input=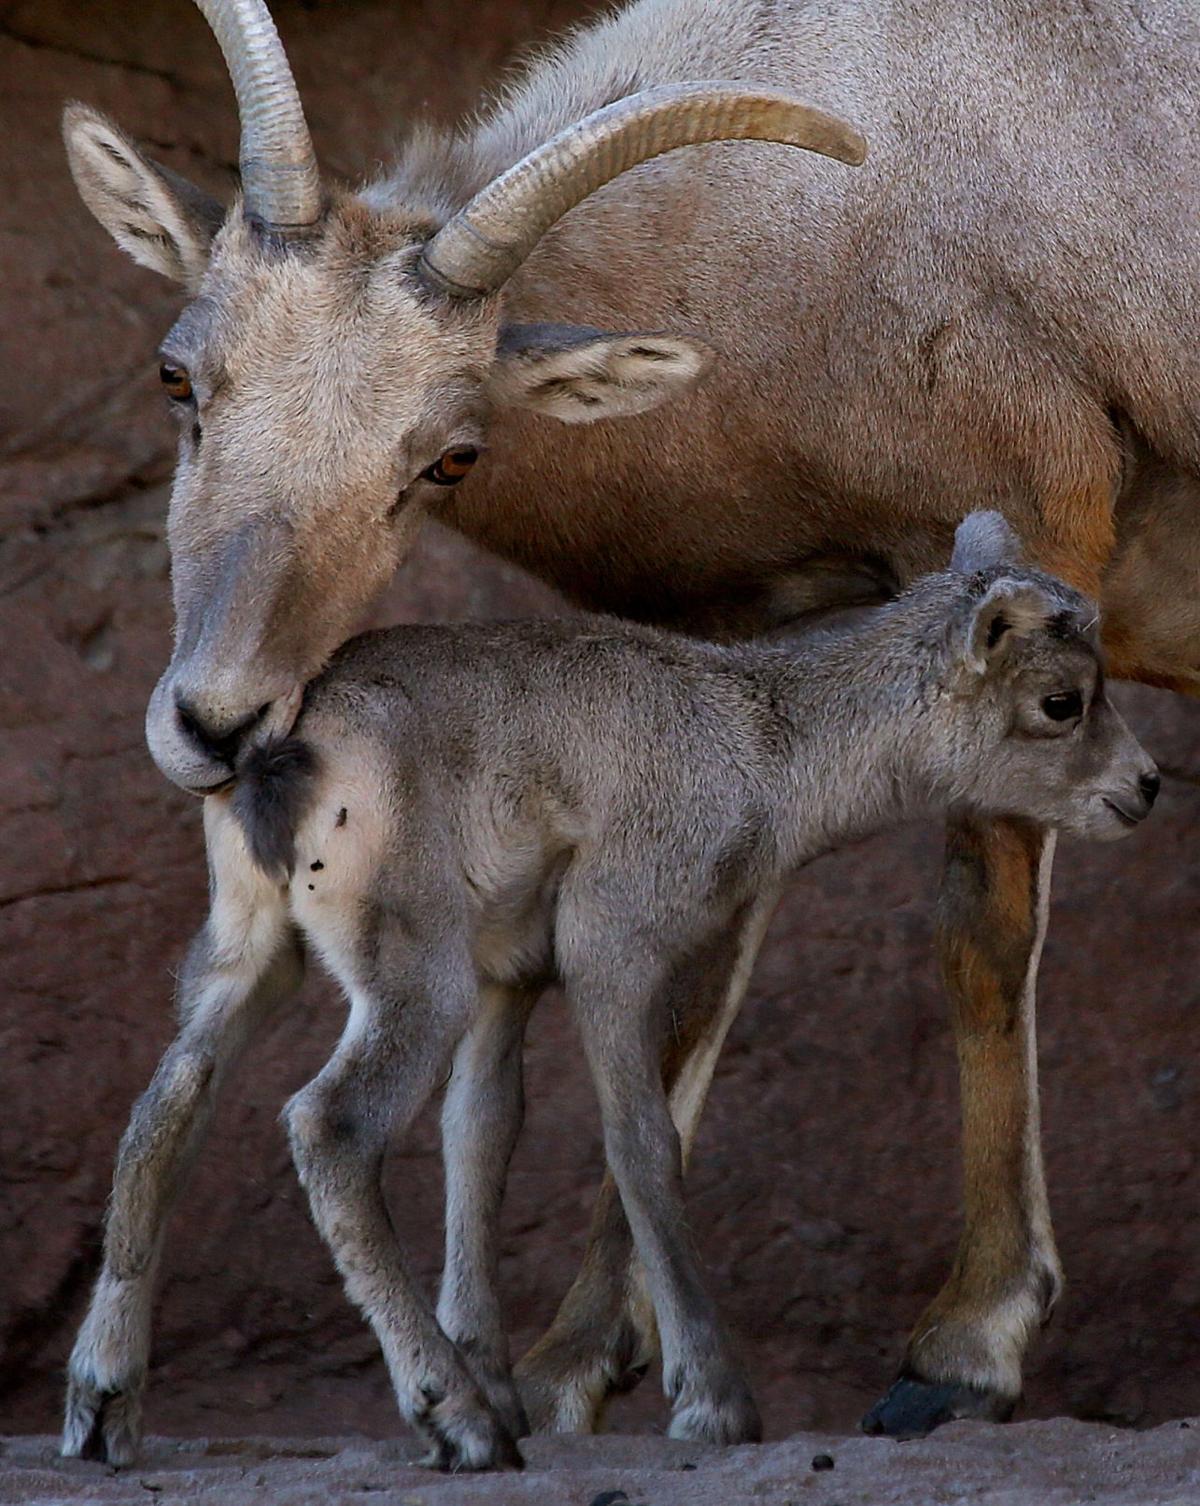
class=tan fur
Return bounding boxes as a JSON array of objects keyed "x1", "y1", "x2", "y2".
[{"x1": 912, "y1": 822, "x2": 1061, "y2": 1404}]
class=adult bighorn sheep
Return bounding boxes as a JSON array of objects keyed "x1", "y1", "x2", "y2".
[{"x1": 62, "y1": 0, "x2": 1197, "y2": 1458}]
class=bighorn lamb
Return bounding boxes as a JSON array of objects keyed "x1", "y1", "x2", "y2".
[
  {"x1": 62, "y1": 516, "x2": 1159, "y2": 1470},
  {"x1": 62, "y1": 0, "x2": 1200, "y2": 1446}
]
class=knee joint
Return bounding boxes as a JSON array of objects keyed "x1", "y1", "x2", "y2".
[{"x1": 284, "y1": 1085, "x2": 364, "y2": 1170}]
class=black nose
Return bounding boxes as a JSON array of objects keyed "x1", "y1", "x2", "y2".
[
  {"x1": 1139, "y1": 771, "x2": 1161, "y2": 809},
  {"x1": 176, "y1": 696, "x2": 266, "y2": 765}
]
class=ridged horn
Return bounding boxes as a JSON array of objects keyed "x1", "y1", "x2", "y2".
[
  {"x1": 418, "y1": 81, "x2": 867, "y2": 299},
  {"x1": 194, "y1": 0, "x2": 321, "y2": 233}
]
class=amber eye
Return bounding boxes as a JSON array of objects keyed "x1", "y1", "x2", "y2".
[
  {"x1": 160, "y1": 363, "x2": 194, "y2": 402},
  {"x1": 421, "y1": 446, "x2": 479, "y2": 486},
  {"x1": 1042, "y1": 690, "x2": 1083, "y2": 722}
]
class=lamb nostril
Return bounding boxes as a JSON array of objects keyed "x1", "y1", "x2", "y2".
[{"x1": 1139, "y1": 771, "x2": 1161, "y2": 809}]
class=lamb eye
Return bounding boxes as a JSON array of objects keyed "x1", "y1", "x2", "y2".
[
  {"x1": 1042, "y1": 690, "x2": 1083, "y2": 721},
  {"x1": 421, "y1": 446, "x2": 479, "y2": 486},
  {"x1": 160, "y1": 363, "x2": 193, "y2": 402}
]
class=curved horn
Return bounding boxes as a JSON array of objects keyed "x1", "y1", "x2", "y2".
[
  {"x1": 419, "y1": 82, "x2": 867, "y2": 299},
  {"x1": 194, "y1": 0, "x2": 321, "y2": 233}
]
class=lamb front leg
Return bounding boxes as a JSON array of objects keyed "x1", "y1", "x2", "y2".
[
  {"x1": 863, "y1": 817, "x2": 1061, "y2": 1437},
  {"x1": 64, "y1": 798, "x2": 302, "y2": 1466},
  {"x1": 517, "y1": 891, "x2": 778, "y2": 1432},
  {"x1": 436, "y1": 982, "x2": 537, "y2": 1440},
  {"x1": 567, "y1": 938, "x2": 762, "y2": 1446}
]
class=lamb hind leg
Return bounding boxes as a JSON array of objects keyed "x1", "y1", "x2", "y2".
[
  {"x1": 284, "y1": 942, "x2": 522, "y2": 1472},
  {"x1": 863, "y1": 817, "x2": 1061, "y2": 1438},
  {"x1": 63, "y1": 797, "x2": 302, "y2": 1466},
  {"x1": 517, "y1": 891, "x2": 778, "y2": 1432}
]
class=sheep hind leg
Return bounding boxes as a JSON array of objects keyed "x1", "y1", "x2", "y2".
[
  {"x1": 862, "y1": 817, "x2": 1061, "y2": 1438},
  {"x1": 515, "y1": 890, "x2": 778, "y2": 1434}
]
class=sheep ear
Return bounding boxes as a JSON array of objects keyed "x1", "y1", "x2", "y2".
[
  {"x1": 63, "y1": 103, "x2": 224, "y2": 289},
  {"x1": 488, "y1": 323, "x2": 713, "y2": 423},
  {"x1": 961, "y1": 578, "x2": 1054, "y2": 672},
  {"x1": 950, "y1": 510, "x2": 1023, "y2": 574}
]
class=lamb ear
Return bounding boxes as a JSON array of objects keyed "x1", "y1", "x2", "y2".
[
  {"x1": 63, "y1": 103, "x2": 224, "y2": 289},
  {"x1": 961, "y1": 577, "x2": 1054, "y2": 672},
  {"x1": 488, "y1": 323, "x2": 713, "y2": 423},
  {"x1": 950, "y1": 510, "x2": 1023, "y2": 574}
]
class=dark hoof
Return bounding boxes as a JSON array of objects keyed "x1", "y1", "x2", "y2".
[{"x1": 860, "y1": 1374, "x2": 1015, "y2": 1440}]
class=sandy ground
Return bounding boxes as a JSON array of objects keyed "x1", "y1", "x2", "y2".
[{"x1": 3, "y1": 1422, "x2": 1198, "y2": 1506}]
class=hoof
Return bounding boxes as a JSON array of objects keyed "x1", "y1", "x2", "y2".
[
  {"x1": 669, "y1": 1393, "x2": 763, "y2": 1447},
  {"x1": 515, "y1": 1314, "x2": 648, "y2": 1435},
  {"x1": 415, "y1": 1391, "x2": 523, "y2": 1473},
  {"x1": 514, "y1": 1350, "x2": 616, "y2": 1435},
  {"x1": 666, "y1": 1366, "x2": 762, "y2": 1447},
  {"x1": 62, "y1": 1377, "x2": 142, "y2": 1467},
  {"x1": 419, "y1": 1424, "x2": 523, "y2": 1473},
  {"x1": 861, "y1": 1373, "x2": 1016, "y2": 1440}
]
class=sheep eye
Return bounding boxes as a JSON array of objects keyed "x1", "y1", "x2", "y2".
[
  {"x1": 160, "y1": 363, "x2": 193, "y2": 402},
  {"x1": 1042, "y1": 690, "x2": 1083, "y2": 721},
  {"x1": 421, "y1": 446, "x2": 479, "y2": 486}
]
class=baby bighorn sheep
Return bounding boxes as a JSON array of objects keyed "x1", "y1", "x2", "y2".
[{"x1": 65, "y1": 513, "x2": 1157, "y2": 1472}]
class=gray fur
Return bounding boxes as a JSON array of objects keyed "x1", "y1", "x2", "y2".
[
  {"x1": 63, "y1": 525, "x2": 1156, "y2": 1470},
  {"x1": 949, "y1": 511, "x2": 1023, "y2": 576}
]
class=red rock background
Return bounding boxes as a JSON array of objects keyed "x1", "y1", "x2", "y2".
[{"x1": 1, "y1": 0, "x2": 1197, "y2": 1446}]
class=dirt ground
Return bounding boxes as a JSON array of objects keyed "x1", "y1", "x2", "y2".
[{"x1": 3, "y1": 1422, "x2": 1199, "y2": 1506}]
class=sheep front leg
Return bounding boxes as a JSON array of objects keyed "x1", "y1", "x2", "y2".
[
  {"x1": 284, "y1": 946, "x2": 521, "y2": 1472},
  {"x1": 515, "y1": 1176, "x2": 648, "y2": 1433},
  {"x1": 63, "y1": 797, "x2": 302, "y2": 1466},
  {"x1": 436, "y1": 983, "x2": 537, "y2": 1440},
  {"x1": 863, "y1": 817, "x2": 1061, "y2": 1437}
]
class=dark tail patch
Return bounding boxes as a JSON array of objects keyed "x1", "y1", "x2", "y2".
[{"x1": 233, "y1": 737, "x2": 318, "y2": 879}]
